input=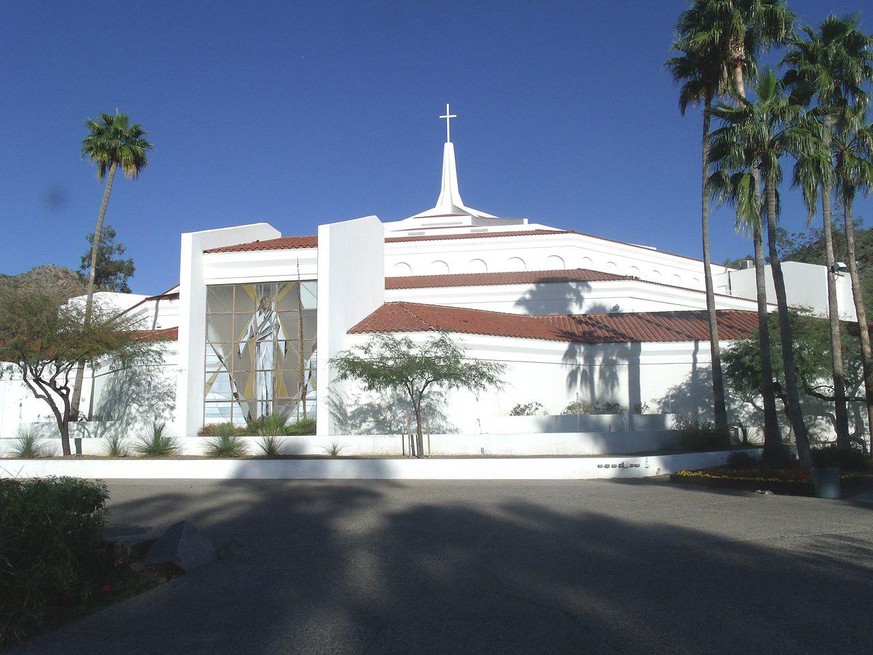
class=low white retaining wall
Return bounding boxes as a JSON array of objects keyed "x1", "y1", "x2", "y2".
[
  {"x1": 0, "y1": 449, "x2": 757, "y2": 481},
  {"x1": 0, "y1": 431, "x2": 679, "y2": 458},
  {"x1": 483, "y1": 414, "x2": 675, "y2": 434}
]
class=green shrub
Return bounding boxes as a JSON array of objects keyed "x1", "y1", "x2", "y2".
[
  {"x1": 257, "y1": 435, "x2": 285, "y2": 457},
  {"x1": 198, "y1": 422, "x2": 245, "y2": 437},
  {"x1": 562, "y1": 400, "x2": 625, "y2": 415},
  {"x1": 322, "y1": 442, "x2": 345, "y2": 456},
  {"x1": 285, "y1": 417, "x2": 317, "y2": 436},
  {"x1": 632, "y1": 402, "x2": 651, "y2": 414},
  {"x1": 10, "y1": 427, "x2": 49, "y2": 458},
  {"x1": 675, "y1": 419, "x2": 731, "y2": 452},
  {"x1": 509, "y1": 402, "x2": 545, "y2": 416},
  {"x1": 103, "y1": 433, "x2": 128, "y2": 457},
  {"x1": 246, "y1": 414, "x2": 288, "y2": 436},
  {"x1": 134, "y1": 423, "x2": 180, "y2": 457},
  {"x1": 205, "y1": 434, "x2": 248, "y2": 458},
  {"x1": 811, "y1": 444, "x2": 871, "y2": 471},
  {"x1": 0, "y1": 477, "x2": 109, "y2": 646}
]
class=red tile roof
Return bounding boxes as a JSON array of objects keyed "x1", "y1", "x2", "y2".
[
  {"x1": 133, "y1": 327, "x2": 179, "y2": 341},
  {"x1": 385, "y1": 268, "x2": 630, "y2": 289},
  {"x1": 204, "y1": 235, "x2": 318, "y2": 253},
  {"x1": 349, "y1": 302, "x2": 759, "y2": 344},
  {"x1": 145, "y1": 292, "x2": 180, "y2": 301}
]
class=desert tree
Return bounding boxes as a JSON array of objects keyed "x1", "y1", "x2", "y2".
[
  {"x1": 332, "y1": 332, "x2": 505, "y2": 457},
  {"x1": 0, "y1": 286, "x2": 163, "y2": 456}
]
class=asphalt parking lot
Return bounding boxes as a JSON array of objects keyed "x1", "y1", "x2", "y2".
[{"x1": 13, "y1": 478, "x2": 873, "y2": 654}]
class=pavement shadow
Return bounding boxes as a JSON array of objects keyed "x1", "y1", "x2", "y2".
[{"x1": 13, "y1": 479, "x2": 873, "y2": 655}]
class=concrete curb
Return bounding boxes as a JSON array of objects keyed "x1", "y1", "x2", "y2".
[{"x1": 0, "y1": 449, "x2": 757, "y2": 480}]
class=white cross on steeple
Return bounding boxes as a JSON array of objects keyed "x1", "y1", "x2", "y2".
[{"x1": 439, "y1": 103, "x2": 457, "y2": 143}]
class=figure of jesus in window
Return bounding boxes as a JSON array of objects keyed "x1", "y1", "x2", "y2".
[{"x1": 238, "y1": 285, "x2": 286, "y2": 419}]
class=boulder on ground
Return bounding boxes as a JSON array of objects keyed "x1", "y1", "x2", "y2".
[{"x1": 144, "y1": 520, "x2": 217, "y2": 572}]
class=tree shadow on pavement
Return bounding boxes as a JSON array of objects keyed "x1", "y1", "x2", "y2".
[{"x1": 13, "y1": 479, "x2": 873, "y2": 655}]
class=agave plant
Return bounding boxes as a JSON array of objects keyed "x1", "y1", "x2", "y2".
[
  {"x1": 134, "y1": 422, "x2": 180, "y2": 457},
  {"x1": 205, "y1": 434, "x2": 248, "y2": 458},
  {"x1": 103, "y1": 433, "x2": 128, "y2": 457},
  {"x1": 246, "y1": 414, "x2": 288, "y2": 436},
  {"x1": 10, "y1": 427, "x2": 48, "y2": 458},
  {"x1": 257, "y1": 435, "x2": 285, "y2": 457},
  {"x1": 321, "y1": 442, "x2": 345, "y2": 457}
]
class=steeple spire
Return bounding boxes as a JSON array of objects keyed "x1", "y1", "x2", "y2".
[{"x1": 410, "y1": 103, "x2": 496, "y2": 220}]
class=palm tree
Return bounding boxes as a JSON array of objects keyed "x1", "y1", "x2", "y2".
[
  {"x1": 710, "y1": 69, "x2": 815, "y2": 466},
  {"x1": 791, "y1": 121, "x2": 850, "y2": 449},
  {"x1": 666, "y1": 44, "x2": 731, "y2": 434},
  {"x1": 708, "y1": 166, "x2": 782, "y2": 456},
  {"x1": 671, "y1": 0, "x2": 793, "y2": 449},
  {"x1": 834, "y1": 109, "x2": 873, "y2": 454},
  {"x1": 675, "y1": 0, "x2": 794, "y2": 100},
  {"x1": 783, "y1": 14, "x2": 873, "y2": 451},
  {"x1": 69, "y1": 112, "x2": 153, "y2": 428}
]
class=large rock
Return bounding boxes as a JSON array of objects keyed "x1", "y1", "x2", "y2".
[{"x1": 144, "y1": 521, "x2": 217, "y2": 572}]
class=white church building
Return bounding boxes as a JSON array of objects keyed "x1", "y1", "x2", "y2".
[{"x1": 0, "y1": 108, "x2": 860, "y2": 456}]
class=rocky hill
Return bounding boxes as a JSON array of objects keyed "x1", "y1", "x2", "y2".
[{"x1": 0, "y1": 264, "x2": 86, "y2": 299}]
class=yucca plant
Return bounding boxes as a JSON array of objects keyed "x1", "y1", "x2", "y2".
[
  {"x1": 322, "y1": 442, "x2": 345, "y2": 456},
  {"x1": 246, "y1": 414, "x2": 288, "y2": 436},
  {"x1": 134, "y1": 422, "x2": 180, "y2": 457},
  {"x1": 285, "y1": 417, "x2": 316, "y2": 436},
  {"x1": 103, "y1": 433, "x2": 128, "y2": 457},
  {"x1": 10, "y1": 427, "x2": 48, "y2": 458},
  {"x1": 257, "y1": 435, "x2": 285, "y2": 457},
  {"x1": 198, "y1": 422, "x2": 244, "y2": 437},
  {"x1": 205, "y1": 434, "x2": 247, "y2": 458}
]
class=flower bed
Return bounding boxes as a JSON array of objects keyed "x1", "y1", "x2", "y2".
[{"x1": 670, "y1": 467, "x2": 866, "y2": 497}]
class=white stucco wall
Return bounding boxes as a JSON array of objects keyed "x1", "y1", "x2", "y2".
[
  {"x1": 386, "y1": 279, "x2": 760, "y2": 315},
  {"x1": 385, "y1": 230, "x2": 728, "y2": 292},
  {"x1": 332, "y1": 332, "x2": 725, "y2": 435},
  {"x1": 728, "y1": 261, "x2": 856, "y2": 320},
  {"x1": 316, "y1": 215, "x2": 386, "y2": 436},
  {"x1": 175, "y1": 223, "x2": 282, "y2": 437}
]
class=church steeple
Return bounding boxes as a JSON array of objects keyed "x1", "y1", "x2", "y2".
[{"x1": 410, "y1": 103, "x2": 497, "y2": 220}]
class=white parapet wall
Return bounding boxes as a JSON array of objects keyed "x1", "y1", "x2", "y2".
[
  {"x1": 0, "y1": 430, "x2": 681, "y2": 458},
  {"x1": 0, "y1": 449, "x2": 758, "y2": 481},
  {"x1": 316, "y1": 215, "x2": 386, "y2": 436}
]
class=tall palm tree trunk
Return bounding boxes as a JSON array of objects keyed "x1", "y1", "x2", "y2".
[
  {"x1": 751, "y1": 188, "x2": 782, "y2": 458},
  {"x1": 69, "y1": 161, "x2": 118, "y2": 424},
  {"x1": 843, "y1": 196, "x2": 873, "y2": 456},
  {"x1": 819, "y1": 152, "x2": 850, "y2": 449},
  {"x1": 731, "y1": 61, "x2": 786, "y2": 454},
  {"x1": 763, "y1": 175, "x2": 813, "y2": 466},
  {"x1": 701, "y1": 102, "x2": 729, "y2": 434}
]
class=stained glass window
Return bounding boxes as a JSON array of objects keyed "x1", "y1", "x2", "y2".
[{"x1": 204, "y1": 281, "x2": 317, "y2": 425}]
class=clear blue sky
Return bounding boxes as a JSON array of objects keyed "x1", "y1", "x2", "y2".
[{"x1": 1, "y1": 0, "x2": 871, "y2": 294}]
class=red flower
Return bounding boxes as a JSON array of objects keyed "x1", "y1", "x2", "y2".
[
  {"x1": 113, "y1": 558, "x2": 124, "y2": 569},
  {"x1": 101, "y1": 583, "x2": 112, "y2": 594},
  {"x1": 97, "y1": 547, "x2": 108, "y2": 558}
]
